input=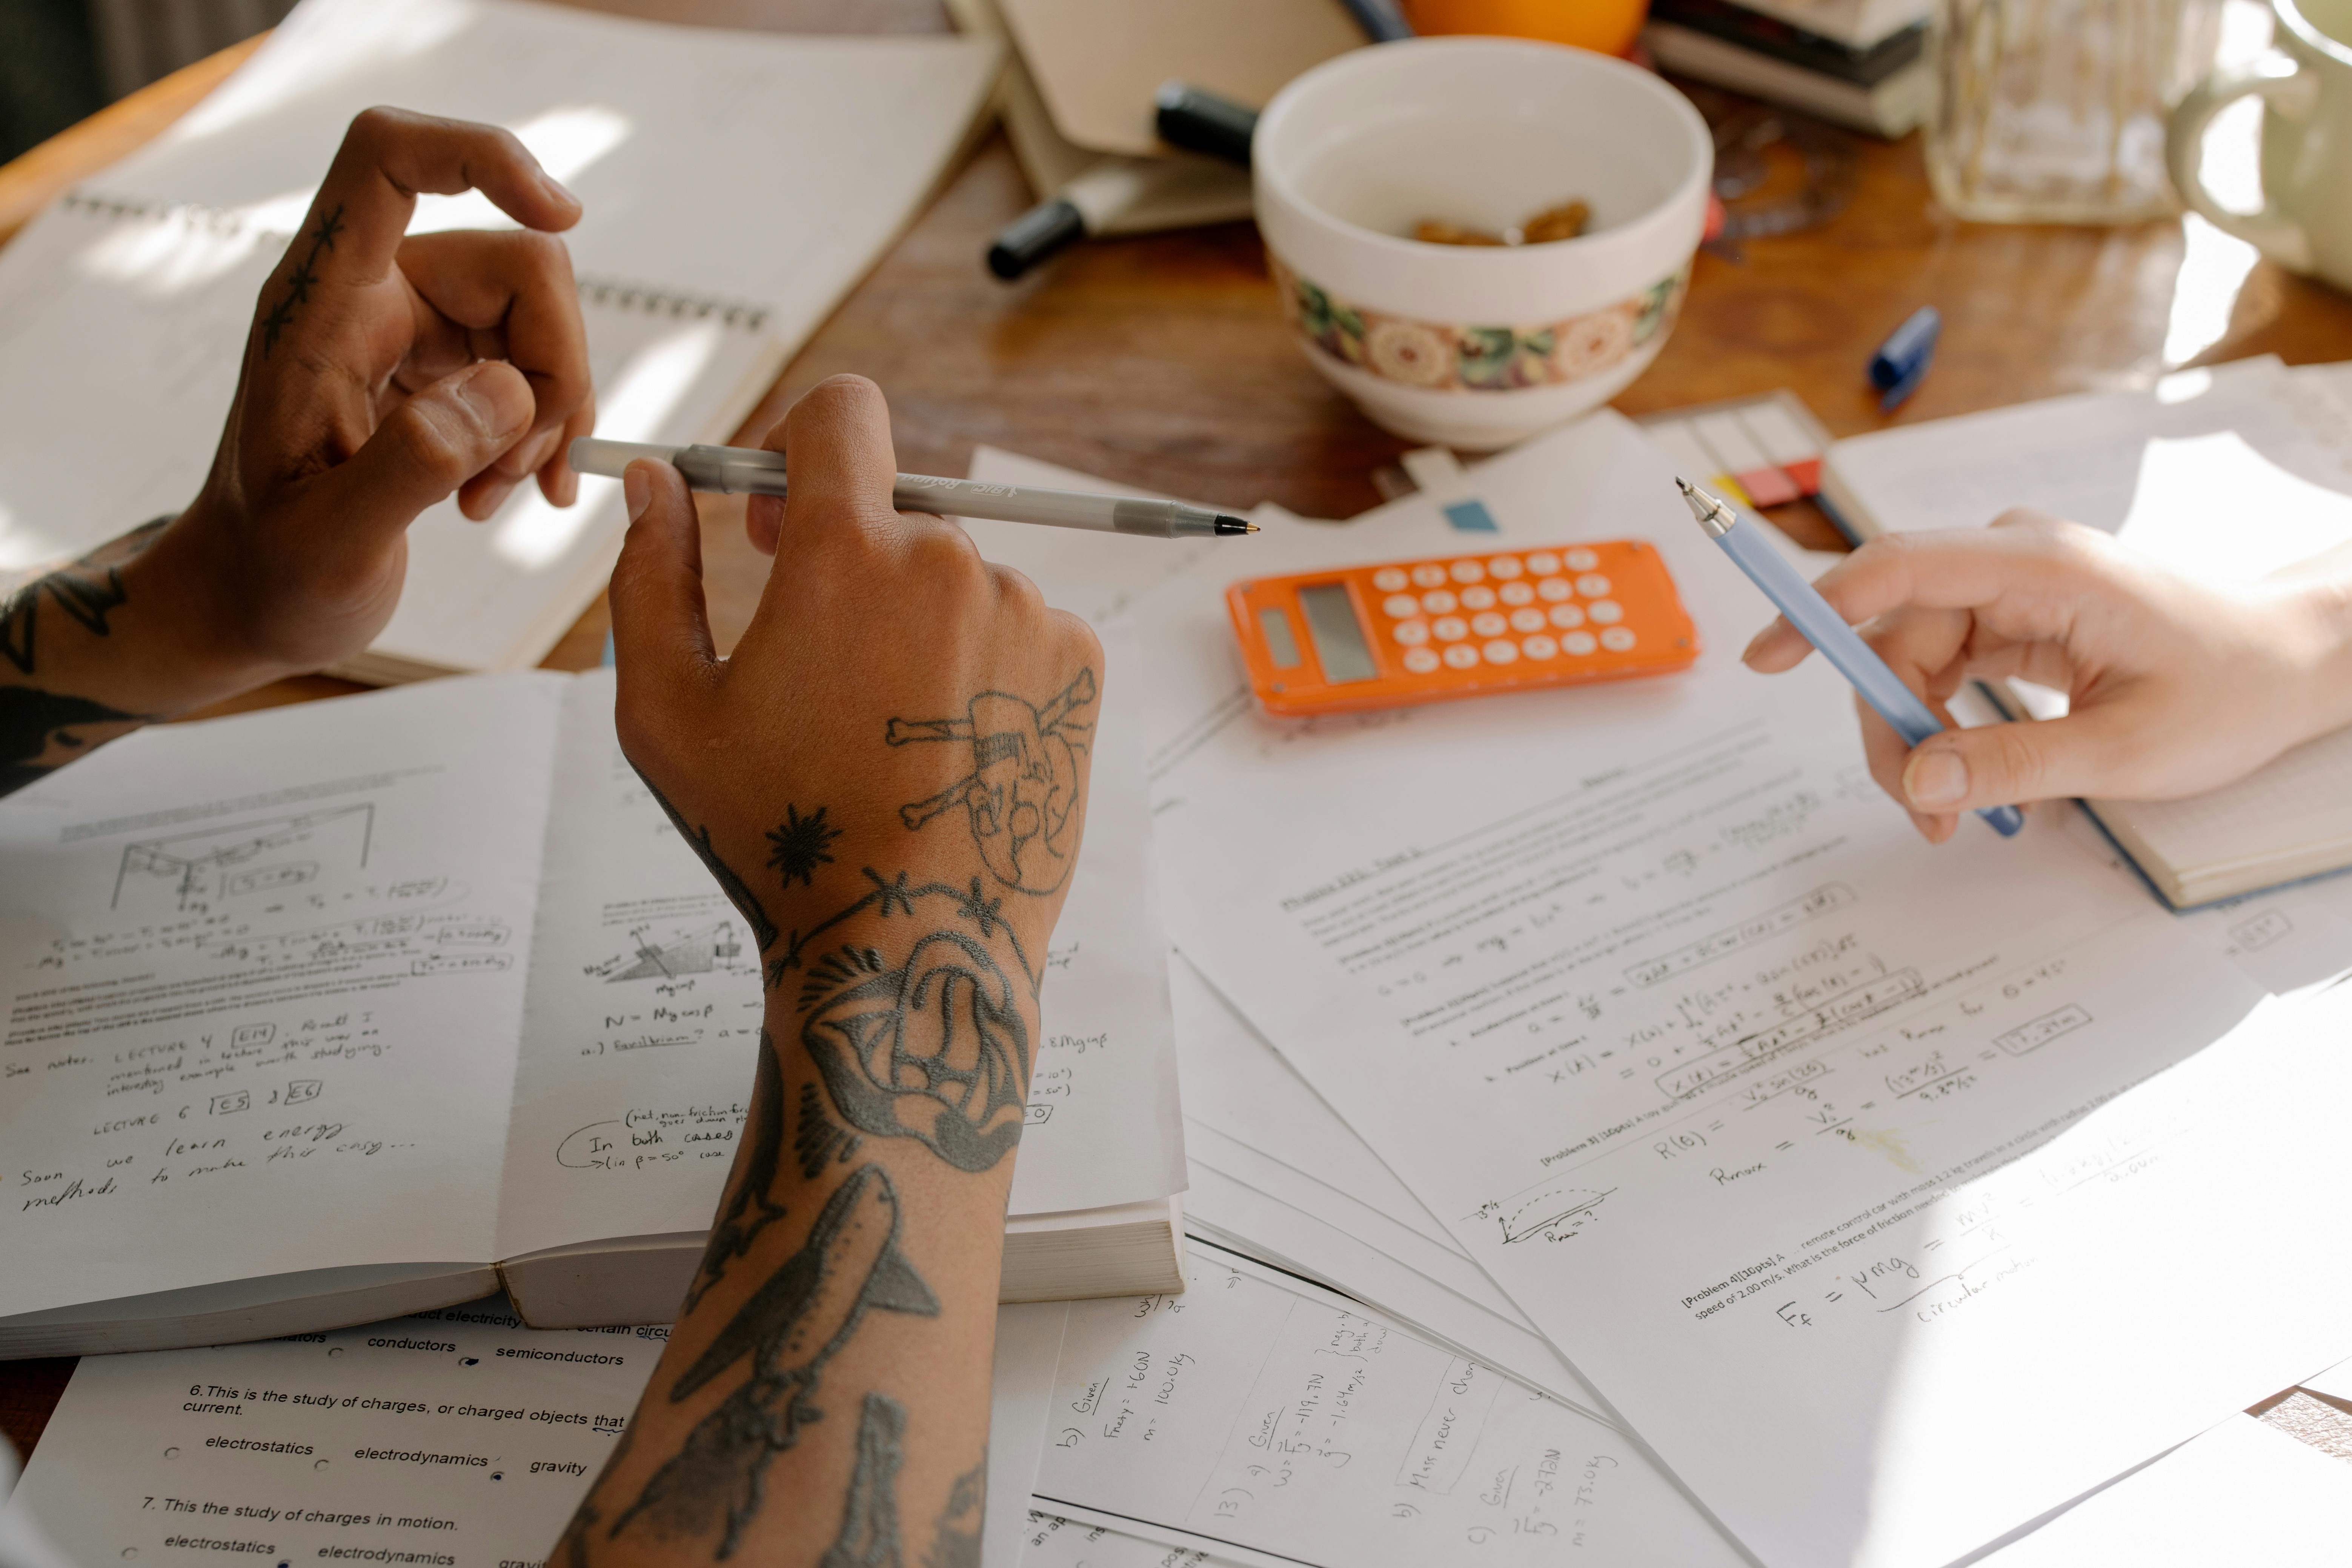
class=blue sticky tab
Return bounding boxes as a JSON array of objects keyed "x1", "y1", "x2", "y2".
[
  {"x1": 601, "y1": 629, "x2": 616, "y2": 667},
  {"x1": 1442, "y1": 499, "x2": 1499, "y2": 533}
]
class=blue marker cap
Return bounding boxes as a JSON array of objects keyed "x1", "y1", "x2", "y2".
[{"x1": 1869, "y1": 305, "x2": 1940, "y2": 411}]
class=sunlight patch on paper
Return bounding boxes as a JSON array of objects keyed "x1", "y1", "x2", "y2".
[{"x1": 76, "y1": 208, "x2": 269, "y2": 297}]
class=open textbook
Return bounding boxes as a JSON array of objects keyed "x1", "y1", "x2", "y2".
[
  {"x1": 0, "y1": 0, "x2": 1001, "y2": 682},
  {"x1": 0, "y1": 667, "x2": 1183, "y2": 1358},
  {"x1": 1815, "y1": 355, "x2": 2352, "y2": 908},
  {"x1": 1107, "y1": 414, "x2": 2352, "y2": 1567}
]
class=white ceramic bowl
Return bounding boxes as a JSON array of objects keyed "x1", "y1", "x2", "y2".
[{"x1": 1254, "y1": 38, "x2": 1713, "y2": 450}]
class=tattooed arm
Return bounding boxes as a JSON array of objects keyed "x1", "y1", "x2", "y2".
[
  {"x1": 563, "y1": 375, "x2": 1101, "y2": 1568},
  {"x1": 0, "y1": 108, "x2": 594, "y2": 796}
]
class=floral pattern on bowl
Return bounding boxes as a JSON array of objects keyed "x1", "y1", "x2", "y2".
[{"x1": 1273, "y1": 257, "x2": 1689, "y2": 393}]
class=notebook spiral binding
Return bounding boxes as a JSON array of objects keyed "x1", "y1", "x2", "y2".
[
  {"x1": 59, "y1": 189, "x2": 772, "y2": 335},
  {"x1": 574, "y1": 277, "x2": 769, "y2": 334}
]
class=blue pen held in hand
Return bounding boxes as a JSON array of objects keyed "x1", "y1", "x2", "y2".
[{"x1": 1677, "y1": 478, "x2": 2025, "y2": 838}]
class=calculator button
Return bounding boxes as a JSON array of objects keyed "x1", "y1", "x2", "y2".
[
  {"x1": 1459, "y1": 584, "x2": 1496, "y2": 610},
  {"x1": 1587, "y1": 600, "x2": 1623, "y2": 624},
  {"x1": 1421, "y1": 589, "x2": 1457, "y2": 614},
  {"x1": 1411, "y1": 563, "x2": 1448, "y2": 587},
  {"x1": 1601, "y1": 626, "x2": 1636, "y2": 651},
  {"x1": 1392, "y1": 620, "x2": 1429, "y2": 646},
  {"x1": 1525, "y1": 551, "x2": 1561, "y2": 575},
  {"x1": 1431, "y1": 616, "x2": 1468, "y2": 641},
  {"x1": 1374, "y1": 567, "x2": 1410, "y2": 592},
  {"x1": 1482, "y1": 639, "x2": 1519, "y2": 665},
  {"x1": 1450, "y1": 559, "x2": 1485, "y2": 584},
  {"x1": 1509, "y1": 607, "x2": 1546, "y2": 633},
  {"x1": 1383, "y1": 593, "x2": 1420, "y2": 619},
  {"x1": 1535, "y1": 577, "x2": 1573, "y2": 602},
  {"x1": 1470, "y1": 611, "x2": 1508, "y2": 637},
  {"x1": 1487, "y1": 556, "x2": 1523, "y2": 579},
  {"x1": 1565, "y1": 547, "x2": 1600, "y2": 571},
  {"x1": 1498, "y1": 581, "x2": 1534, "y2": 606},
  {"x1": 1522, "y1": 634, "x2": 1558, "y2": 659},
  {"x1": 1403, "y1": 647, "x2": 1441, "y2": 673},
  {"x1": 1576, "y1": 574, "x2": 1611, "y2": 597},
  {"x1": 1563, "y1": 630, "x2": 1599, "y2": 655},
  {"x1": 1548, "y1": 603, "x2": 1586, "y2": 629},
  {"x1": 1442, "y1": 644, "x2": 1480, "y2": 669}
]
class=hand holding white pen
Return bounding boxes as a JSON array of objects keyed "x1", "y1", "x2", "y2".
[{"x1": 1737, "y1": 507, "x2": 2352, "y2": 844}]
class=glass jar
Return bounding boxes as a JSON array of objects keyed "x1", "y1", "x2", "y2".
[{"x1": 1928, "y1": 0, "x2": 2223, "y2": 221}]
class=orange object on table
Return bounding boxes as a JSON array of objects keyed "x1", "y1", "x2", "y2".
[
  {"x1": 1404, "y1": 0, "x2": 1651, "y2": 58},
  {"x1": 1227, "y1": 539, "x2": 1699, "y2": 716}
]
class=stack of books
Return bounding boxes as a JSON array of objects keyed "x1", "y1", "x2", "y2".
[{"x1": 1642, "y1": 0, "x2": 1934, "y2": 136}]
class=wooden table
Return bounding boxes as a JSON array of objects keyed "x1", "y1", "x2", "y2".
[{"x1": 6, "y1": 0, "x2": 2352, "y2": 1468}]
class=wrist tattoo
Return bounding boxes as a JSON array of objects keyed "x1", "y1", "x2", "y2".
[
  {"x1": 0, "y1": 515, "x2": 163, "y2": 678},
  {"x1": 889, "y1": 667, "x2": 1095, "y2": 894},
  {"x1": 0, "y1": 518, "x2": 169, "y2": 796},
  {"x1": 612, "y1": 1162, "x2": 937, "y2": 1559},
  {"x1": 634, "y1": 768, "x2": 782, "y2": 953},
  {"x1": 929, "y1": 1453, "x2": 987, "y2": 1568},
  {"x1": 819, "y1": 1393, "x2": 907, "y2": 1568}
]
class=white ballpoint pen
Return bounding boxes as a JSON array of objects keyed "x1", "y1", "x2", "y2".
[{"x1": 570, "y1": 438, "x2": 1257, "y2": 540}]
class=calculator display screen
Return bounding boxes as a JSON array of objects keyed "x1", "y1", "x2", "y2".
[
  {"x1": 1257, "y1": 608, "x2": 1302, "y2": 669},
  {"x1": 1297, "y1": 583, "x2": 1376, "y2": 684}
]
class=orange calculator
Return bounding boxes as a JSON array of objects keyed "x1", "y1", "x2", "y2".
[{"x1": 1227, "y1": 541, "x2": 1699, "y2": 716}]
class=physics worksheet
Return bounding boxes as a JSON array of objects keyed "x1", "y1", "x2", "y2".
[
  {"x1": 14, "y1": 1293, "x2": 1071, "y2": 1568},
  {"x1": 1030, "y1": 1242, "x2": 1743, "y2": 1568},
  {"x1": 1116, "y1": 415, "x2": 2352, "y2": 1568}
]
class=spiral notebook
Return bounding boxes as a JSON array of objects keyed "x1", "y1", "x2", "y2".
[{"x1": 0, "y1": 0, "x2": 1002, "y2": 683}]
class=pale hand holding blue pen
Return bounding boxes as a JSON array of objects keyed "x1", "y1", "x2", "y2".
[{"x1": 1678, "y1": 479, "x2": 2025, "y2": 837}]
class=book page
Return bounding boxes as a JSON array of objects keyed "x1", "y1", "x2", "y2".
[
  {"x1": 495, "y1": 660, "x2": 1182, "y2": 1265},
  {"x1": 0, "y1": 674, "x2": 564, "y2": 1320},
  {"x1": 1030, "y1": 1242, "x2": 1747, "y2": 1568},
  {"x1": 15, "y1": 1297, "x2": 653, "y2": 1568},
  {"x1": 13, "y1": 1292, "x2": 1076, "y2": 1568},
  {"x1": 1829, "y1": 357, "x2": 2352, "y2": 578},
  {"x1": 1116, "y1": 425, "x2": 2352, "y2": 1567}
]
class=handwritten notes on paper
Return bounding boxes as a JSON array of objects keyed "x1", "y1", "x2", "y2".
[
  {"x1": 1104, "y1": 414, "x2": 2352, "y2": 1568},
  {"x1": 0, "y1": 675, "x2": 568, "y2": 1318},
  {"x1": 1032, "y1": 1245, "x2": 1742, "y2": 1568}
]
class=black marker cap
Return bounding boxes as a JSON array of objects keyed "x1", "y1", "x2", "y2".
[
  {"x1": 987, "y1": 198, "x2": 1087, "y2": 280},
  {"x1": 1153, "y1": 81, "x2": 1259, "y2": 168}
]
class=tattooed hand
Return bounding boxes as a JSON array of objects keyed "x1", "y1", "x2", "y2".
[
  {"x1": 0, "y1": 108, "x2": 595, "y2": 797},
  {"x1": 567, "y1": 375, "x2": 1100, "y2": 1568}
]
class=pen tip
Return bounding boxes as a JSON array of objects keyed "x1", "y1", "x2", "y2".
[
  {"x1": 1215, "y1": 515, "x2": 1258, "y2": 535},
  {"x1": 1674, "y1": 477, "x2": 1734, "y2": 536}
]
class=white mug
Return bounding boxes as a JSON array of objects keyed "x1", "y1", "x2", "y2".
[{"x1": 2167, "y1": 0, "x2": 2352, "y2": 289}]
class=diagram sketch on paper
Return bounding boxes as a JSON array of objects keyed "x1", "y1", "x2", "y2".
[
  {"x1": 596, "y1": 920, "x2": 749, "y2": 982},
  {"x1": 111, "y1": 803, "x2": 374, "y2": 915}
]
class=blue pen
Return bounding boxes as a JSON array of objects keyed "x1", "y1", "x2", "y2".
[{"x1": 1676, "y1": 478, "x2": 2024, "y2": 838}]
